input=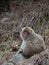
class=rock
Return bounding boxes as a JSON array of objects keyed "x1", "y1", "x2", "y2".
[
  {"x1": 16, "y1": 49, "x2": 49, "y2": 65},
  {"x1": 2, "y1": 61, "x2": 14, "y2": 65},
  {"x1": 1, "y1": 18, "x2": 9, "y2": 22},
  {"x1": 1, "y1": 49, "x2": 49, "y2": 65},
  {"x1": 0, "y1": 51, "x2": 16, "y2": 65},
  {"x1": 2, "y1": 53, "x2": 26, "y2": 65}
]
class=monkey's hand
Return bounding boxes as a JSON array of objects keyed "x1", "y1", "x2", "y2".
[
  {"x1": 17, "y1": 49, "x2": 23, "y2": 54},
  {"x1": 19, "y1": 49, "x2": 23, "y2": 53}
]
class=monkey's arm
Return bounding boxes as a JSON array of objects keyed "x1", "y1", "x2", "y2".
[{"x1": 19, "y1": 40, "x2": 26, "y2": 53}]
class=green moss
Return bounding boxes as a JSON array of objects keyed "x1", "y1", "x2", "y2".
[
  {"x1": 45, "y1": 29, "x2": 49, "y2": 35},
  {"x1": 0, "y1": 50, "x2": 4, "y2": 57},
  {"x1": 0, "y1": 44, "x2": 7, "y2": 51}
]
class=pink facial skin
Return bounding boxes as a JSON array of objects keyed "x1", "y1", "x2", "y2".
[{"x1": 23, "y1": 31, "x2": 30, "y2": 40}]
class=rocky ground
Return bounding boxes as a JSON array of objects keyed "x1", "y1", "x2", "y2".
[
  {"x1": 16, "y1": 49, "x2": 49, "y2": 65},
  {"x1": 0, "y1": 0, "x2": 49, "y2": 65}
]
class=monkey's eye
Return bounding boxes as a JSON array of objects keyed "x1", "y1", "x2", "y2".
[{"x1": 23, "y1": 31, "x2": 29, "y2": 35}]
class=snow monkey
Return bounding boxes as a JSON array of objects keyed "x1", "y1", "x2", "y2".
[{"x1": 19, "y1": 27, "x2": 46, "y2": 58}]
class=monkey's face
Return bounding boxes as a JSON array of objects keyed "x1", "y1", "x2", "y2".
[{"x1": 22, "y1": 30, "x2": 30, "y2": 40}]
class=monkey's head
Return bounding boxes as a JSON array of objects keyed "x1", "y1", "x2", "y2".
[{"x1": 20, "y1": 27, "x2": 35, "y2": 40}]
